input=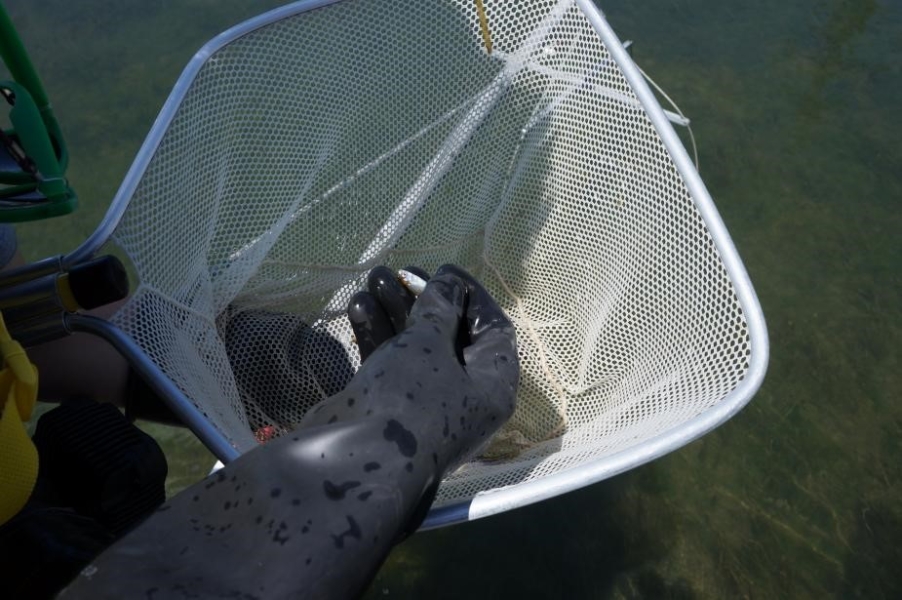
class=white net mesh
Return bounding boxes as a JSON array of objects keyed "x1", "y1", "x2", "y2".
[{"x1": 109, "y1": 0, "x2": 752, "y2": 508}]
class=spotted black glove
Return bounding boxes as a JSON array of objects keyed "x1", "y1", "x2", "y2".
[
  {"x1": 302, "y1": 263, "x2": 520, "y2": 482},
  {"x1": 60, "y1": 265, "x2": 519, "y2": 600}
]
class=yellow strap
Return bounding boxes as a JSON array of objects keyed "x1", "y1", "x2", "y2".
[
  {"x1": 474, "y1": 0, "x2": 493, "y2": 54},
  {"x1": 0, "y1": 310, "x2": 39, "y2": 525}
]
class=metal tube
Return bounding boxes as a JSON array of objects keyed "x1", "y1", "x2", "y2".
[
  {"x1": 0, "y1": 255, "x2": 63, "y2": 287},
  {"x1": 65, "y1": 313, "x2": 241, "y2": 463}
]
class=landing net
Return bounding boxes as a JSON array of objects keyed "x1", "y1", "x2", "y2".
[{"x1": 106, "y1": 0, "x2": 762, "y2": 511}]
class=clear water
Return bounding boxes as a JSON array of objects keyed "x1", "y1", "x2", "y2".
[{"x1": 5, "y1": 0, "x2": 900, "y2": 597}]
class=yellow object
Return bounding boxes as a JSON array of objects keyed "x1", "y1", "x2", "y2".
[
  {"x1": 56, "y1": 273, "x2": 81, "y2": 313},
  {"x1": 475, "y1": 0, "x2": 493, "y2": 54},
  {"x1": 0, "y1": 311, "x2": 39, "y2": 525}
]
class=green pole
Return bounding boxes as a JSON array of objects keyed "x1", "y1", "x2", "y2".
[
  {"x1": 0, "y1": 1, "x2": 68, "y2": 170},
  {"x1": 0, "y1": 1, "x2": 75, "y2": 221}
]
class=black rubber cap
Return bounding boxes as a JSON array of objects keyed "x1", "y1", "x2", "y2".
[{"x1": 67, "y1": 255, "x2": 129, "y2": 310}]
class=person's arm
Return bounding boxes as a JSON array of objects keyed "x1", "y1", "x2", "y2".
[
  {"x1": 27, "y1": 299, "x2": 131, "y2": 405},
  {"x1": 59, "y1": 265, "x2": 519, "y2": 599}
]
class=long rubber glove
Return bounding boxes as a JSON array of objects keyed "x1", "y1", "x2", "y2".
[{"x1": 60, "y1": 265, "x2": 518, "y2": 599}]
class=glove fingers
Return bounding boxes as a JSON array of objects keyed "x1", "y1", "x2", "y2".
[
  {"x1": 434, "y1": 265, "x2": 512, "y2": 341},
  {"x1": 347, "y1": 291, "x2": 396, "y2": 362},
  {"x1": 368, "y1": 266, "x2": 416, "y2": 333},
  {"x1": 407, "y1": 272, "x2": 466, "y2": 343},
  {"x1": 437, "y1": 265, "x2": 519, "y2": 413}
]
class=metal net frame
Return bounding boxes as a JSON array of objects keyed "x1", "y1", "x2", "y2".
[{"x1": 75, "y1": 0, "x2": 767, "y2": 525}]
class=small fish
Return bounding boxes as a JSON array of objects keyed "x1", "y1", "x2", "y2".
[{"x1": 397, "y1": 269, "x2": 428, "y2": 296}]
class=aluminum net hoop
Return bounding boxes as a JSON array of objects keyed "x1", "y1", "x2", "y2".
[{"x1": 108, "y1": 0, "x2": 756, "y2": 509}]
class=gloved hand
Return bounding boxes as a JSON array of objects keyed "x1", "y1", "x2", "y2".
[
  {"x1": 300, "y1": 264, "x2": 519, "y2": 479},
  {"x1": 223, "y1": 309, "x2": 354, "y2": 431}
]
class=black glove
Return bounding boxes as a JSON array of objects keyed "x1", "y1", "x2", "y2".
[
  {"x1": 223, "y1": 309, "x2": 355, "y2": 431},
  {"x1": 302, "y1": 263, "x2": 520, "y2": 493}
]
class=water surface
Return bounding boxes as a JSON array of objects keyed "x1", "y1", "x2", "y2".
[{"x1": 5, "y1": 0, "x2": 900, "y2": 597}]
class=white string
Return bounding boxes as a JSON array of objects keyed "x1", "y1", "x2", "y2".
[{"x1": 635, "y1": 63, "x2": 700, "y2": 171}]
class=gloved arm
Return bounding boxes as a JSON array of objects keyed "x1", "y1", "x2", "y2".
[{"x1": 59, "y1": 265, "x2": 518, "y2": 600}]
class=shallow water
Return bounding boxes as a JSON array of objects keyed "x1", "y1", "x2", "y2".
[{"x1": 5, "y1": 0, "x2": 900, "y2": 597}]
